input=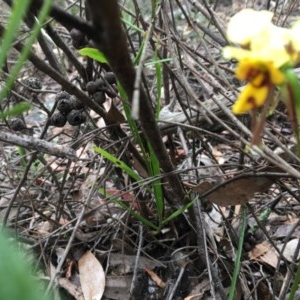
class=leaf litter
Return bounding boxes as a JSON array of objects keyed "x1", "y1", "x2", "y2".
[{"x1": 1, "y1": 1, "x2": 300, "y2": 299}]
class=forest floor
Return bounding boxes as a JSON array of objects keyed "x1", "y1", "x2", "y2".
[{"x1": 1, "y1": 0, "x2": 300, "y2": 299}]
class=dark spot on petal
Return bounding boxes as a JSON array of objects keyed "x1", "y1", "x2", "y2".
[
  {"x1": 247, "y1": 96, "x2": 257, "y2": 109},
  {"x1": 246, "y1": 68, "x2": 260, "y2": 81}
]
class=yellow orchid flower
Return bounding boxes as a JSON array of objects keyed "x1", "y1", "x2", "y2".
[
  {"x1": 225, "y1": 8, "x2": 300, "y2": 66},
  {"x1": 226, "y1": 9, "x2": 291, "y2": 57},
  {"x1": 226, "y1": 9, "x2": 274, "y2": 47},
  {"x1": 224, "y1": 9, "x2": 300, "y2": 115},
  {"x1": 224, "y1": 10, "x2": 293, "y2": 68},
  {"x1": 232, "y1": 84, "x2": 268, "y2": 114},
  {"x1": 224, "y1": 9, "x2": 300, "y2": 149},
  {"x1": 235, "y1": 59, "x2": 285, "y2": 85},
  {"x1": 232, "y1": 58, "x2": 286, "y2": 114},
  {"x1": 223, "y1": 45, "x2": 291, "y2": 69}
]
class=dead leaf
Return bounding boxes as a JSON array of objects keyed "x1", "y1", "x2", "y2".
[
  {"x1": 249, "y1": 241, "x2": 279, "y2": 269},
  {"x1": 58, "y1": 278, "x2": 84, "y2": 300},
  {"x1": 108, "y1": 253, "x2": 163, "y2": 275},
  {"x1": 104, "y1": 275, "x2": 132, "y2": 300},
  {"x1": 277, "y1": 239, "x2": 300, "y2": 262},
  {"x1": 66, "y1": 260, "x2": 76, "y2": 279},
  {"x1": 131, "y1": 156, "x2": 148, "y2": 177},
  {"x1": 249, "y1": 241, "x2": 271, "y2": 260},
  {"x1": 105, "y1": 100, "x2": 126, "y2": 124},
  {"x1": 50, "y1": 263, "x2": 84, "y2": 300},
  {"x1": 185, "y1": 276, "x2": 231, "y2": 300},
  {"x1": 145, "y1": 267, "x2": 166, "y2": 288},
  {"x1": 212, "y1": 146, "x2": 225, "y2": 165},
  {"x1": 185, "y1": 176, "x2": 273, "y2": 206},
  {"x1": 78, "y1": 251, "x2": 105, "y2": 300},
  {"x1": 256, "y1": 280, "x2": 273, "y2": 300},
  {"x1": 273, "y1": 223, "x2": 300, "y2": 239},
  {"x1": 258, "y1": 250, "x2": 279, "y2": 269}
]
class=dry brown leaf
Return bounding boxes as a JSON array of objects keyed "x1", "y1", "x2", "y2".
[
  {"x1": 249, "y1": 241, "x2": 279, "y2": 269},
  {"x1": 106, "y1": 102, "x2": 126, "y2": 123},
  {"x1": 185, "y1": 176, "x2": 273, "y2": 206},
  {"x1": 258, "y1": 250, "x2": 279, "y2": 269},
  {"x1": 212, "y1": 146, "x2": 224, "y2": 164},
  {"x1": 66, "y1": 260, "x2": 76, "y2": 279},
  {"x1": 131, "y1": 156, "x2": 149, "y2": 177},
  {"x1": 145, "y1": 267, "x2": 166, "y2": 288},
  {"x1": 108, "y1": 253, "x2": 163, "y2": 275},
  {"x1": 103, "y1": 99, "x2": 125, "y2": 124},
  {"x1": 78, "y1": 250, "x2": 105, "y2": 300},
  {"x1": 249, "y1": 241, "x2": 271, "y2": 260},
  {"x1": 185, "y1": 276, "x2": 232, "y2": 300}
]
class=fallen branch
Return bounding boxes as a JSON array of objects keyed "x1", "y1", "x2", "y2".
[{"x1": 0, "y1": 129, "x2": 77, "y2": 160}]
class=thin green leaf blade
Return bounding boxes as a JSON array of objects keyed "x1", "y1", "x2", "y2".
[
  {"x1": 0, "y1": 0, "x2": 31, "y2": 75},
  {"x1": 93, "y1": 145, "x2": 142, "y2": 182},
  {"x1": 78, "y1": 48, "x2": 108, "y2": 63},
  {"x1": 0, "y1": 0, "x2": 52, "y2": 103},
  {"x1": 0, "y1": 102, "x2": 30, "y2": 119},
  {"x1": 162, "y1": 198, "x2": 196, "y2": 224}
]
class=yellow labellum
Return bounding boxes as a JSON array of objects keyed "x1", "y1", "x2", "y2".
[
  {"x1": 235, "y1": 59, "x2": 285, "y2": 85},
  {"x1": 232, "y1": 84, "x2": 269, "y2": 114}
]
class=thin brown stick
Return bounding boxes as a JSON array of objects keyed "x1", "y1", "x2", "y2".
[{"x1": 0, "y1": 128, "x2": 77, "y2": 160}]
